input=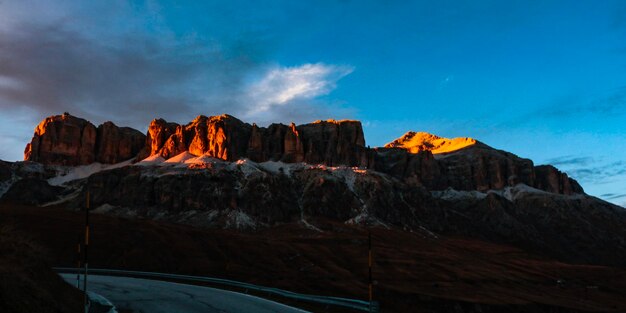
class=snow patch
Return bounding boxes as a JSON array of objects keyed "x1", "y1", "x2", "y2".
[
  {"x1": 300, "y1": 219, "x2": 323, "y2": 232},
  {"x1": 225, "y1": 210, "x2": 257, "y2": 229},
  {"x1": 431, "y1": 188, "x2": 487, "y2": 201},
  {"x1": 496, "y1": 183, "x2": 551, "y2": 202},
  {"x1": 137, "y1": 155, "x2": 166, "y2": 166},
  {"x1": 48, "y1": 159, "x2": 134, "y2": 186},
  {"x1": 229, "y1": 159, "x2": 264, "y2": 177},
  {"x1": 258, "y1": 161, "x2": 296, "y2": 176},
  {"x1": 40, "y1": 189, "x2": 81, "y2": 207},
  {"x1": 164, "y1": 151, "x2": 198, "y2": 163},
  {"x1": 329, "y1": 167, "x2": 367, "y2": 192},
  {"x1": 346, "y1": 211, "x2": 390, "y2": 229},
  {"x1": 185, "y1": 154, "x2": 223, "y2": 165}
]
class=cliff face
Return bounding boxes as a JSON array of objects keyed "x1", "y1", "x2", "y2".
[
  {"x1": 25, "y1": 113, "x2": 145, "y2": 166},
  {"x1": 24, "y1": 114, "x2": 97, "y2": 166},
  {"x1": 375, "y1": 135, "x2": 582, "y2": 195},
  {"x1": 96, "y1": 122, "x2": 146, "y2": 164},
  {"x1": 22, "y1": 113, "x2": 582, "y2": 195},
  {"x1": 144, "y1": 115, "x2": 369, "y2": 167}
]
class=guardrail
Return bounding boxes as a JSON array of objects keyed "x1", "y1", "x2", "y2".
[{"x1": 55, "y1": 267, "x2": 380, "y2": 313}]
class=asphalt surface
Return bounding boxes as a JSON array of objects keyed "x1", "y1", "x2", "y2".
[{"x1": 60, "y1": 274, "x2": 310, "y2": 313}]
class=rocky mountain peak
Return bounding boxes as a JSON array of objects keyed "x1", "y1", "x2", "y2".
[
  {"x1": 22, "y1": 113, "x2": 583, "y2": 196},
  {"x1": 25, "y1": 113, "x2": 145, "y2": 166},
  {"x1": 385, "y1": 131, "x2": 478, "y2": 154}
]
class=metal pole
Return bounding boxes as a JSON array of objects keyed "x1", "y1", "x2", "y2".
[
  {"x1": 83, "y1": 190, "x2": 90, "y2": 313},
  {"x1": 76, "y1": 242, "x2": 81, "y2": 289},
  {"x1": 368, "y1": 231, "x2": 372, "y2": 312}
]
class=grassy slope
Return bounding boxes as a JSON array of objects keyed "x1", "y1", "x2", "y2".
[
  {"x1": 0, "y1": 223, "x2": 82, "y2": 313},
  {"x1": 1, "y1": 202, "x2": 625, "y2": 313}
]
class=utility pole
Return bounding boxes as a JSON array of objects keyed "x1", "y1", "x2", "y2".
[
  {"x1": 367, "y1": 230, "x2": 380, "y2": 313},
  {"x1": 76, "y1": 241, "x2": 81, "y2": 289},
  {"x1": 83, "y1": 190, "x2": 90, "y2": 313},
  {"x1": 368, "y1": 230, "x2": 372, "y2": 312}
]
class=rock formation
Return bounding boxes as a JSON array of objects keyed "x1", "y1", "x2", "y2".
[
  {"x1": 7, "y1": 113, "x2": 626, "y2": 269},
  {"x1": 144, "y1": 115, "x2": 367, "y2": 167},
  {"x1": 376, "y1": 134, "x2": 581, "y2": 195},
  {"x1": 24, "y1": 113, "x2": 97, "y2": 166},
  {"x1": 25, "y1": 113, "x2": 146, "y2": 166},
  {"x1": 23, "y1": 113, "x2": 582, "y2": 195},
  {"x1": 534, "y1": 164, "x2": 583, "y2": 195},
  {"x1": 96, "y1": 121, "x2": 145, "y2": 164},
  {"x1": 385, "y1": 131, "x2": 478, "y2": 154}
]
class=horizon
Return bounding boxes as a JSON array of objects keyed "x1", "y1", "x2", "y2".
[{"x1": 1, "y1": 1, "x2": 625, "y2": 207}]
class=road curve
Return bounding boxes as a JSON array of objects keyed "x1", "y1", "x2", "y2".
[{"x1": 61, "y1": 274, "x2": 310, "y2": 313}]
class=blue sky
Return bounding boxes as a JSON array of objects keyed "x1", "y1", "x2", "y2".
[{"x1": 0, "y1": 1, "x2": 625, "y2": 206}]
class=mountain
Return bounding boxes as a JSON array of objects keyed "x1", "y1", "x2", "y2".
[
  {"x1": 25, "y1": 113, "x2": 580, "y2": 194},
  {"x1": 2, "y1": 113, "x2": 626, "y2": 312},
  {"x1": 24, "y1": 112, "x2": 145, "y2": 166},
  {"x1": 384, "y1": 131, "x2": 479, "y2": 154}
]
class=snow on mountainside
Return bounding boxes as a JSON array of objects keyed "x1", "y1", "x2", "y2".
[{"x1": 48, "y1": 159, "x2": 134, "y2": 186}]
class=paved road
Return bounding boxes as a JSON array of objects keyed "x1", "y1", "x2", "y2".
[{"x1": 61, "y1": 274, "x2": 310, "y2": 313}]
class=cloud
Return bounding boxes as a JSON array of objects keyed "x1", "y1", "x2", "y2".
[
  {"x1": 501, "y1": 87, "x2": 626, "y2": 129},
  {"x1": 243, "y1": 63, "x2": 354, "y2": 123},
  {"x1": 0, "y1": 2, "x2": 355, "y2": 160},
  {"x1": 562, "y1": 160, "x2": 626, "y2": 184},
  {"x1": 600, "y1": 193, "x2": 626, "y2": 200},
  {"x1": 545, "y1": 156, "x2": 593, "y2": 167},
  {"x1": 0, "y1": 21, "x2": 263, "y2": 124}
]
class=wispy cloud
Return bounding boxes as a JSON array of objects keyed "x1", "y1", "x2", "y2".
[
  {"x1": 600, "y1": 193, "x2": 626, "y2": 200},
  {"x1": 501, "y1": 87, "x2": 626, "y2": 129},
  {"x1": 545, "y1": 156, "x2": 594, "y2": 167},
  {"x1": 555, "y1": 158, "x2": 626, "y2": 185},
  {"x1": 243, "y1": 63, "x2": 354, "y2": 122}
]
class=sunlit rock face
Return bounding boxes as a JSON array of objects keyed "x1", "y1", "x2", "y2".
[
  {"x1": 379, "y1": 132, "x2": 583, "y2": 195},
  {"x1": 23, "y1": 113, "x2": 582, "y2": 195},
  {"x1": 24, "y1": 113, "x2": 97, "y2": 166},
  {"x1": 24, "y1": 113, "x2": 145, "y2": 166},
  {"x1": 385, "y1": 131, "x2": 478, "y2": 154},
  {"x1": 145, "y1": 115, "x2": 369, "y2": 167}
]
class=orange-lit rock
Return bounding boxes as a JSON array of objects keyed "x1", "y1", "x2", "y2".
[
  {"x1": 25, "y1": 113, "x2": 146, "y2": 166},
  {"x1": 379, "y1": 131, "x2": 583, "y2": 195},
  {"x1": 385, "y1": 131, "x2": 477, "y2": 154},
  {"x1": 22, "y1": 113, "x2": 583, "y2": 196},
  {"x1": 25, "y1": 113, "x2": 97, "y2": 166},
  {"x1": 145, "y1": 116, "x2": 367, "y2": 167},
  {"x1": 147, "y1": 114, "x2": 252, "y2": 160},
  {"x1": 146, "y1": 118, "x2": 178, "y2": 158}
]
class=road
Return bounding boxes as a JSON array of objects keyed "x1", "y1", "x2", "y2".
[{"x1": 60, "y1": 274, "x2": 310, "y2": 313}]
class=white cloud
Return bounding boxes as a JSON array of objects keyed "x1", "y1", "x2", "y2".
[{"x1": 243, "y1": 63, "x2": 353, "y2": 119}]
